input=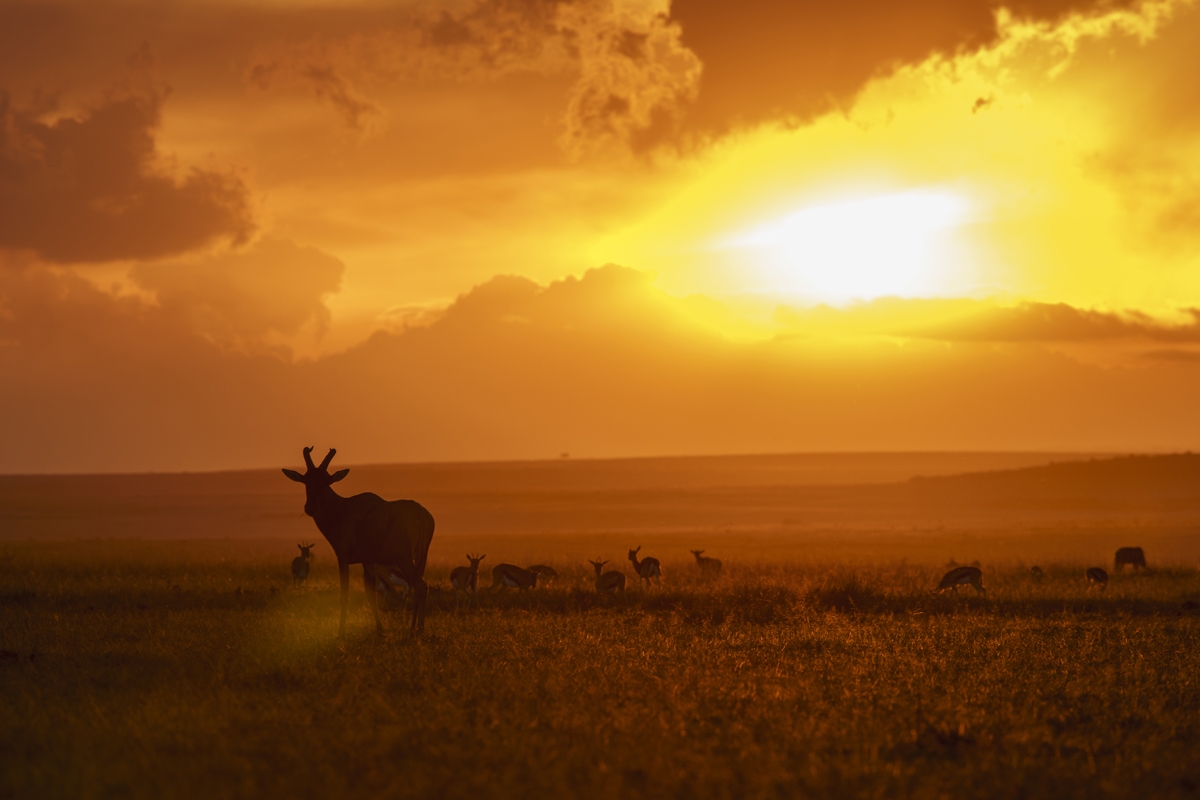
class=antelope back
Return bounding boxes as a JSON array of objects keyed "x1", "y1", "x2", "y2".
[
  {"x1": 598, "y1": 570, "x2": 626, "y2": 592},
  {"x1": 938, "y1": 565, "x2": 982, "y2": 589},
  {"x1": 493, "y1": 563, "x2": 537, "y2": 589}
]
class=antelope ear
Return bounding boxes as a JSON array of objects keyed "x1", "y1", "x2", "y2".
[
  {"x1": 282, "y1": 468, "x2": 305, "y2": 482},
  {"x1": 329, "y1": 468, "x2": 350, "y2": 483}
]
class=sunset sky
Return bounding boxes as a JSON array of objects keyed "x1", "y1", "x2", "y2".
[{"x1": 3, "y1": 0, "x2": 1200, "y2": 473}]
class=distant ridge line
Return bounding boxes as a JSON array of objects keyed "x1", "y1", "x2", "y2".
[{"x1": 908, "y1": 452, "x2": 1200, "y2": 499}]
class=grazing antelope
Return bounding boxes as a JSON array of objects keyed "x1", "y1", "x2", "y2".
[
  {"x1": 1029, "y1": 565, "x2": 1045, "y2": 583},
  {"x1": 589, "y1": 559, "x2": 626, "y2": 593},
  {"x1": 527, "y1": 565, "x2": 558, "y2": 584},
  {"x1": 450, "y1": 554, "x2": 486, "y2": 605},
  {"x1": 292, "y1": 542, "x2": 315, "y2": 585},
  {"x1": 627, "y1": 546, "x2": 662, "y2": 587},
  {"x1": 1114, "y1": 547, "x2": 1146, "y2": 571},
  {"x1": 690, "y1": 550, "x2": 722, "y2": 575},
  {"x1": 490, "y1": 563, "x2": 539, "y2": 591},
  {"x1": 935, "y1": 566, "x2": 986, "y2": 597},
  {"x1": 283, "y1": 447, "x2": 435, "y2": 635},
  {"x1": 1086, "y1": 567, "x2": 1108, "y2": 590},
  {"x1": 365, "y1": 564, "x2": 411, "y2": 611}
]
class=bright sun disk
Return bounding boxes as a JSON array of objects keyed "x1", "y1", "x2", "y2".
[{"x1": 720, "y1": 190, "x2": 971, "y2": 303}]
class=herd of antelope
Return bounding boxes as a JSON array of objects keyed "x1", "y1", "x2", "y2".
[
  {"x1": 929, "y1": 546, "x2": 1149, "y2": 597},
  {"x1": 282, "y1": 448, "x2": 1161, "y2": 635}
]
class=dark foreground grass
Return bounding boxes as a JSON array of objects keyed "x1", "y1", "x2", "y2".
[{"x1": 2, "y1": 542, "x2": 1200, "y2": 799}]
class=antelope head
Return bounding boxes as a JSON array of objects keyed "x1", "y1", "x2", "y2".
[
  {"x1": 691, "y1": 550, "x2": 704, "y2": 557},
  {"x1": 467, "y1": 553, "x2": 486, "y2": 570},
  {"x1": 282, "y1": 447, "x2": 349, "y2": 518},
  {"x1": 628, "y1": 546, "x2": 641, "y2": 560},
  {"x1": 589, "y1": 559, "x2": 608, "y2": 575},
  {"x1": 298, "y1": 542, "x2": 315, "y2": 558}
]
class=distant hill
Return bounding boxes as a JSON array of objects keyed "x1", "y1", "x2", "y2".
[{"x1": 908, "y1": 453, "x2": 1200, "y2": 501}]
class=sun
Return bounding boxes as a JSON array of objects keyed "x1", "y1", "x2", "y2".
[{"x1": 719, "y1": 189, "x2": 972, "y2": 303}]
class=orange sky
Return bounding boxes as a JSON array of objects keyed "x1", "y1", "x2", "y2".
[{"x1": 3, "y1": 0, "x2": 1200, "y2": 472}]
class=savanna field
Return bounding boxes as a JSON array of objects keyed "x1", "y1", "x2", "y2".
[
  {"x1": 4, "y1": 454, "x2": 1200, "y2": 799},
  {"x1": 3, "y1": 534, "x2": 1200, "y2": 800}
]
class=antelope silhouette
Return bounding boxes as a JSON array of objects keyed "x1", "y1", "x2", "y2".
[
  {"x1": 1114, "y1": 547, "x2": 1146, "y2": 571},
  {"x1": 527, "y1": 565, "x2": 558, "y2": 583},
  {"x1": 292, "y1": 542, "x2": 315, "y2": 585},
  {"x1": 690, "y1": 549, "x2": 722, "y2": 575},
  {"x1": 451, "y1": 554, "x2": 486, "y2": 606},
  {"x1": 283, "y1": 447, "x2": 435, "y2": 635},
  {"x1": 1086, "y1": 566, "x2": 1108, "y2": 590},
  {"x1": 588, "y1": 559, "x2": 626, "y2": 594},
  {"x1": 365, "y1": 564, "x2": 411, "y2": 612},
  {"x1": 490, "y1": 563, "x2": 539, "y2": 591},
  {"x1": 628, "y1": 546, "x2": 661, "y2": 587},
  {"x1": 935, "y1": 566, "x2": 986, "y2": 597}
]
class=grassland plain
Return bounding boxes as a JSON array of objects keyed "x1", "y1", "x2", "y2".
[{"x1": 3, "y1": 538, "x2": 1200, "y2": 800}]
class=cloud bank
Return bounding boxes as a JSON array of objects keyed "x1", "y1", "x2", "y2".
[
  {"x1": 4, "y1": 263, "x2": 1200, "y2": 473},
  {"x1": 0, "y1": 89, "x2": 254, "y2": 263}
]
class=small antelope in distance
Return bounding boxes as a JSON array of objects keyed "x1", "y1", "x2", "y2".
[
  {"x1": 935, "y1": 566, "x2": 986, "y2": 597},
  {"x1": 490, "y1": 563, "x2": 539, "y2": 591},
  {"x1": 283, "y1": 447, "x2": 435, "y2": 635},
  {"x1": 1115, "y1": 547, "x2": 1147, "y2": 571},
  {"x1": 628, "y1": 546, "x2": 661, "y2": 587},
  {"x1": 292, "y1": 542, "x2": 315, "y2": 585},
  {"x1": 527, "y1": 565, "x2": 558, "y2": 584},
  {"x1": 1029, "y1": 565, "x2": 1045, "y2": 583},
  {"x1": 690, "y1": 550, "x2": 722, "y2": 576},
  {"x1": 1086, "y1": 567, "x2": 1108, "y2": 590},
  {"x1": 451, "y1": 554, "x2": 486, "y2": 605},
  {"x1": 589, "y1": 559, "x2": 626, "y2": 594}
]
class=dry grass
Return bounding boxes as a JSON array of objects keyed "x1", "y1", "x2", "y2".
[{"x1": 3, "y1": 539, "x2": 1200, "y2": 799}]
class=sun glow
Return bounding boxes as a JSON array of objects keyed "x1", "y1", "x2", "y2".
[{"x1": 719, "y1": 190, "x2": 972, "y2": 302}]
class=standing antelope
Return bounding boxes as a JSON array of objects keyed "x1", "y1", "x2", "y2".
[
  {"x1": 690, "y1": 550, "x2": 722, "y2": 576},
  {"x1": 589, "y1": 559, "x2": 626, "y2": 593},
  {"x1": 935, "y1": 566, "x2": 986, "y2": 597},
  {"x1": 1086, "y1": 567, "x2": 1108, "y2": 590},
  {"x1": 1029, "y1": 565, "x2": 1045, "y2": 583},
  {"x1": 451, "y1": 554, "x2": 486, "y2": 605},
  {"x1": 628, "y1": 546, "x2": 661, "y2": 587},
  {"x1": 1114, "y1": 547, "x2": 1146, "y2": 571},
  {"x1": 490, "y1": 563, "x2": 539, "y2": 591},
  {"x1": 292, "y1": 542, "x2": 315, "y2": 585},
  {"x1": 283, "y1": 447, "x2": 435, "y2": 635}
]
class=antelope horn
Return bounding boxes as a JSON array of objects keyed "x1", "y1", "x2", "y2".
[
  {"x1": 319, "y1": 448, "x2": 337, "y2": 471},
  {"x1": 303, "y1": 447, "x2": 315, "y2": 470}
]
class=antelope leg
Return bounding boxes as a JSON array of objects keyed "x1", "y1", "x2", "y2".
[
  {"x1": 365, "y1": 573, "x2": 384, "y2": 635},
  {"x1": 338, "y1": 561, "x2": 350, "y2": 637}
]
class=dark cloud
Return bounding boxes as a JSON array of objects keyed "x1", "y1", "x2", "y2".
[
  {"x1": 247, "y1": 57, "x2": 381, "y2": 133},
  {"x1": 244, "y1": 0, "x2": 699, "y2": 153},
  {"x1": 299, "y1": 65, "x2": 380, "y2": 132},
  {"x1": 130, "y1": 238, "x2": 345, "y2": 349},
  {"x1": 0, "y1": 88, "x2": 254, "y2": 264},
  {"x1": 1139, "y1": 349, "x2": 1200, "y2": 363},
  {"x1": 0, "y1": 0, "x2": 1145, "y2": 161},
  {"x1": 776, "y1": 298, "x2": 1200, "y2": 345},
  {"x1": 904, "y1": 302, "x2": 1200, "y2": 343},
  {"x1": 667, "y1": 0, "x2": 1136, "y2": 134}
]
